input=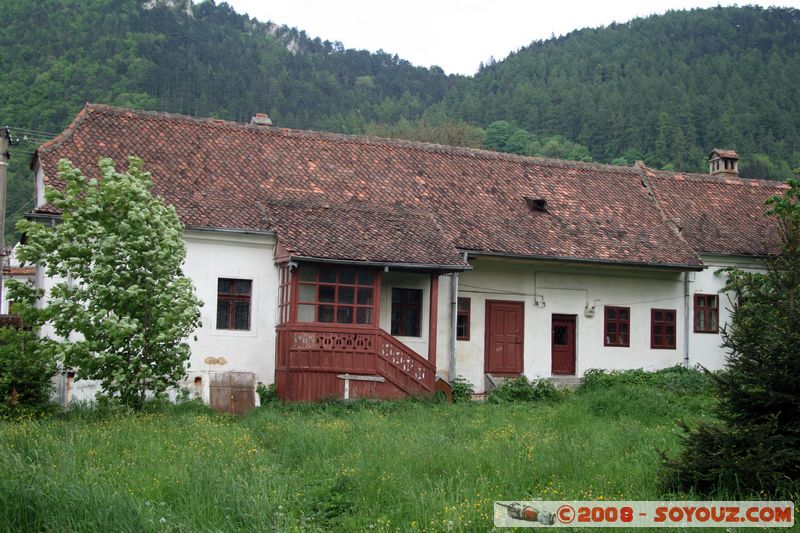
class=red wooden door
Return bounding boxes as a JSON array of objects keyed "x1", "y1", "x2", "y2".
[
  {"x1": 551, "y1": 314, "x2": 576, "y2": 375},
  {"x1": 485, "y1": 301, "x2": 524, "y2": 374}
]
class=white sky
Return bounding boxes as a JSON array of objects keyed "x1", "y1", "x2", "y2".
[{"x1": 222, "y1": 0, "x2": 800, "y2": 75}]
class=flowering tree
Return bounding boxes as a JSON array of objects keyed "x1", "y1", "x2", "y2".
[{"x1": 13, "y1": 157, "x2": 202, "y2": 409}]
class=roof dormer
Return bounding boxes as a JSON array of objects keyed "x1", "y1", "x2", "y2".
[{"x1": 709, "y1": 148, "x2": 739, "y2": 177}]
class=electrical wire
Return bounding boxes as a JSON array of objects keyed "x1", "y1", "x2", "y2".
[
  {"x1": 3, "y1": 198, "x2": 36, "y2": 230},
  {"x1": 9, "y1": 127, "x2": 58, "y2": 137},
  {"x1": 459, "y1": 282, "x2": 688, "y2": 307}
]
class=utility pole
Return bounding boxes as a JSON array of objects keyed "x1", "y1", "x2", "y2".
[{"x1": 0, "y1": 127, "x2": 9, "y2": 309}]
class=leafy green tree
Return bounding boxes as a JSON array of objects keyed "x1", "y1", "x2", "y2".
[
  {"x1": 0, "y1": 281, "x2": 59, "y2": 417},
  {"x1": 740, "y1": 153, "x2": 795, "y2": 181},
  {"x1": 15, "y1": 157, "x2": 202, "y2": 409},
  {"x1": 483, "y1": 121, "x2": 516, "y2": 152},
  {"x1": 662, "y1": 179, "x2": 800, "y2": 496},
  {"x1": 505, "y1": 129, "x2": 537, "y2": 155}
]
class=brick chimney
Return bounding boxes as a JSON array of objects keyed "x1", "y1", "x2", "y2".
[
  {"x1": 250, "y1": 113, "x2": 273, "y2": 127},
  {"x1": 709, "y1": 148, "x2": 739, "y2": 177}
]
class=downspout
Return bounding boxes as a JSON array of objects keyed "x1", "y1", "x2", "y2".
[
  {"x1": 449, "y1": 253, "x2": 467, "y2": 380},
  {"x1": 683, "y1": 272, "x2": 690, "y2": 368}
]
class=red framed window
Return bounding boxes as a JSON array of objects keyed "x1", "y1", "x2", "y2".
[
  {"x1": 391, "y1": 288, "x2": 422, "y2": 337},
  {"x1": 694, "y1": 294, "x2": 718, "y2": 333},
  {"x1": 604, "y1": 306, "x2": 630, "y2": 347},
  {"x1": 277, "y1": 264, "x2": 291, "y2": 325},
  {"x1": 296, "y1": 264, "x2": 376, "y2": 325},
  {"x1": 456, "y1": 297, "x2": 471, "y2": 340},
  {"x1": 651, "y1": 309, "x2": 676, "y2": 349},
  {"x1": 217, "y1": 278, "x2": 252, "y2": 330}
]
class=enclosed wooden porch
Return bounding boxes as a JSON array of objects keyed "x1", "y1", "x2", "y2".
[{"x1": 274, "y1": 262, "x2": 443, "y2": 402}]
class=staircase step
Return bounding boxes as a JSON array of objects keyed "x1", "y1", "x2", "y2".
[{"x1": 549, "y1": 376, "x2": 582, "y2": 390}]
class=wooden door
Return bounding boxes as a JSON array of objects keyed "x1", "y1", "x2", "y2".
[
  {"x1": 485, "y1": 301, "x2": 524, "y2": 374},
  {"x1": 551, "y1": 315, "x2": 576, "y2": 375},
  {"x1": 210, "y1": 372, "x2": 256, "y2": 415}
]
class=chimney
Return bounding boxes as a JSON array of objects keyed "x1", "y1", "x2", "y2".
[
  {"x1": 708, "y1": 148, "x2": 739, "y2": 177},
  {"x1": 250, "y1": 113, "x2": 273, "y2": 127}
]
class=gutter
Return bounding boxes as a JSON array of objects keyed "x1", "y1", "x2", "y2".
[
  {"x1": 25, "y1": 212, "x2": 59, "y2": 223},
  {"x1": 449, "y1": 252, "x2": 467, "y2": 381},
  {"x1": 289, "y1": 255, "x2": 471, "y2": 273},
  {"x1": 462, "y1": 249, "x2": 704, "y2": 272},
  {"x1": 184, "y1": 225, "x2": 275, "y2": 237},
  {"x1": 683, "y1": 272, "x2": 691, "y2": 368}
]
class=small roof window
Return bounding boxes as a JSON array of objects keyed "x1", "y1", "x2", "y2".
[{"x1": 525, "y1": 197, "x2": 548, "y2": 212}]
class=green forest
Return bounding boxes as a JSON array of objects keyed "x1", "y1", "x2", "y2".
[{"x1": 2, "y1": 0, "x2": 799, "y2": 240}]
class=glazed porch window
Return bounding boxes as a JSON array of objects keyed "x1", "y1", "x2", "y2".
[{"x1": 296, "y1": 265, "x2": 375, "y2": 325}]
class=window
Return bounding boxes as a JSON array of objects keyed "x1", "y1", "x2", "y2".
[
  {"x1": 456, "y1": 297, "x2": 471, "y2": 340},
  {"x1": 391, "y1": 288, "x2": 422, "y2": 337},
  {"x1": 296, "y1": 264, "x2": 376, "y2": 325},
  {"x1": 651, "y1": 309, "x2": 676, "y2": 349},
  {"x1": 604, "y1": 306, "x2": 630, "y2": 346},
  {"x1": 277, "y1": 264, "x2": 291, "y2": 325},
  {"x1": 694, "y1": 294, "x2": 718, "y2": 333},
  {"x1": 217, "y1": 278, "x2": 252, "y2": 330}
]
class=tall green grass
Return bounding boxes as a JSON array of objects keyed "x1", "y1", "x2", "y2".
[{"x1": 0, "y1": 368, "x2": 786, "y2": 532}]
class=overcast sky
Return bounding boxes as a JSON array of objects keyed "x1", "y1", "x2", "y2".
[{"x1": 222, "y1": 1, "x2": 800, "y2": 75}]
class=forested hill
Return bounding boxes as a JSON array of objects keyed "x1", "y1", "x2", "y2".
[
  {"x1": 1, "y1": 1, "x2": 799, "y2": 238},
  {"x1": 440, "y1": 5, "x2": 800, "y2": 175}
]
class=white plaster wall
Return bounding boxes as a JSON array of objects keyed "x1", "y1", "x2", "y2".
[
  {"x1": 182, "y1": 230, "x2": 278, "y2": 401},
  {"x1": 379, "y1": 271, "x2": 431, "y2": 358},
  {"x1": 454, "y1": 258, "x2": 690, "y2": 393},
  {"x1": 38, "y1": 229, "x2": 278, "y2": 404},
  {"x1": 688, "y1": 255, "x2": 767, "y2": 370},
  {"x1": 435, "y1": 273, "x2": 454, "y2": 377}
]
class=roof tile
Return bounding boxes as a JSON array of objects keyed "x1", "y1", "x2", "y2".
[{"x1": 33, "y1": 104, "x2": 778, "y2": 269}]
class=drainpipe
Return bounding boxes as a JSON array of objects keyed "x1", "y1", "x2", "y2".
[
  {"x1": 449, "y1": 253, "x2": 467, "y2": 380},
  {"x1": 683, "y1": 272, "x2": 690, "y2": 368}
]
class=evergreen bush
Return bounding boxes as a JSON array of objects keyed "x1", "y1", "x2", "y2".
[{"x1": 662, "y1": 179, "x2": 800, "y2": 497}]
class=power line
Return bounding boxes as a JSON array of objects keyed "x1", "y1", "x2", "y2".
[
  {"x1": 4, "y1": 196, "x2": 35, "y2": 222},
  {"x1": 11, "y1": 127, "x2": 58, "y2": 136}
]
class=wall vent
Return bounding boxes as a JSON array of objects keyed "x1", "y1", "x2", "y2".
[{"x1": 525, "y1": 197, "x2": 548, "y2": 212}]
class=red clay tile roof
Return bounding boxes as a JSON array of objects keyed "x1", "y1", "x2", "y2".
[
  {"x1": 709, "y1": 148, "x2": 739, "y2": 159},
  {"x1": 34, "y1": 104, "x2": 768, "y2": 270},
  {"x1": 263, "y1": 199, "x2": 465, "y2": 267},
  {"x1": 639, "y1": 166, "x2": 786, "y2": 257},
  {"x1": 2, "y1": 267, "x2": 36, "y2": 276}
]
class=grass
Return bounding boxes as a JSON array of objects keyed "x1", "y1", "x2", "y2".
[{"x1": 0, "y1": 369, "x2": 787, "y2": 531}]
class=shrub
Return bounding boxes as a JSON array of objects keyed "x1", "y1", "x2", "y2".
[
  {"x1": 0, "y1": 282, "x2": 60, "y2": 418},
  {"x1": 450, "y1": 376, "x2": 474, "y2": 403},
  {"x1": 487, "y1": 376, "x2": 558, "y2": 403},
  {"x1": 662, "y1": 179, "x2": 800, "y2": 497},
  {"x1": 256, "y1": 382, "x2": 278, "y2": 405},
  {"x1": 0, "y1": 325, "x2": 59, "y2": 418},
  {"x1": 579, "y1": 366, "x2": 712, "y2": 395}
]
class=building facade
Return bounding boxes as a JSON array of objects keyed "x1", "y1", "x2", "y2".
[{"x1": 25, "y1": 105, "x2": 783, "y2": 404}]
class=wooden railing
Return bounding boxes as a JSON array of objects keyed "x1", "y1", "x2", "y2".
[
  {"x1": 276, "y1": 323, "x2": 435, "y2": 400},
  {"x1": 375, "y1": 329, "x2": 435, "y2": 396}
]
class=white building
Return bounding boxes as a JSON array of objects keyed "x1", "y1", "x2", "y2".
[{"x1": 24, "y1": 105, "x2": 783, "y2": 406}]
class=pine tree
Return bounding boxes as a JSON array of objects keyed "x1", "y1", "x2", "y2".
[{"x1": 662, "y1": 179, "x2": 800, "y2": 496}]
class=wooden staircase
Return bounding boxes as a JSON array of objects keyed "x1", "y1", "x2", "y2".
[{"x1": 275, "y1": 324, "x2": 435, "y2": 401}]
